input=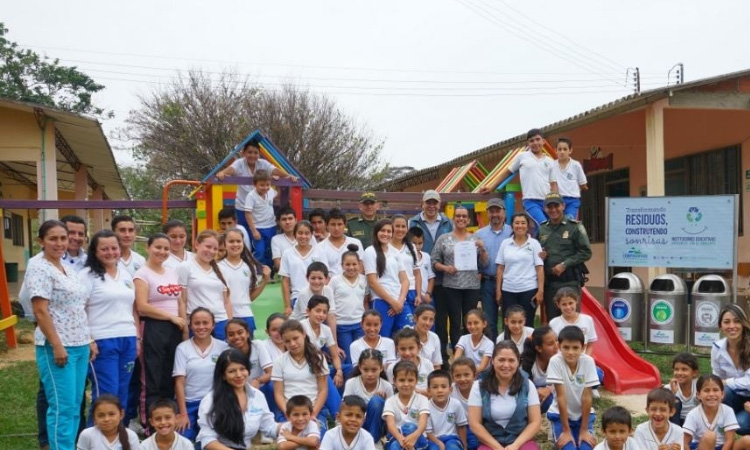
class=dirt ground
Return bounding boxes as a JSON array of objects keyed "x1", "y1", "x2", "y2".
[{"x1": 0, "y1": 330, "x2": 35, "y2": 368}]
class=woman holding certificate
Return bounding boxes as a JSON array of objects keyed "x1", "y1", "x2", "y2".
[
  {"x1": 495, "y1": 212, "x2": 544, "y2": 327},
  {"x1": 431, "y1": 205, "x2": 488, "y2": 352}
]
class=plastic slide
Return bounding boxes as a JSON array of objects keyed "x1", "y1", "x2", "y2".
[{"x1": 580, "y1": 287, "x2": 663, "y2": 394}]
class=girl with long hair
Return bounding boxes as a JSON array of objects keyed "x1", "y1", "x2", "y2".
[
  {"x1": 279, "y1": 221, "x2": 328, "y2": 316},
  {"x1": 77, "y1": 395, "x2": 139, "y2": 450},
  {"x1": 162, "y1": 220, "x2": 194, "y2": 269},
  {"x1": 391, "y1": 215, "x2": 423, "y2": 311}
]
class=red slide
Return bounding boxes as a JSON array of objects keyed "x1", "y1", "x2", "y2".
[{"x1": 580, "y1": 287, "x2": 663, "y2": 394}]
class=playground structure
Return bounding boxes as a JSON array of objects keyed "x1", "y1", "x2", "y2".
[{"x1": 0, "y1": 130, "x2": 662, "y2": 394}]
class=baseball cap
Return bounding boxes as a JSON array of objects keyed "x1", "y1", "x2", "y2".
[
  {"x1": 486, "y1": 198, "x2": 505, "y2": 209},
  {"x1": 422, "y1": 190, "x2": 441, "y2": 202},
  {"x1": 544, "y1": 193, "x2": 564, "y2": 206},
  {"x1": 360, "y1": 192, "x2": 378, "y2": 203}
]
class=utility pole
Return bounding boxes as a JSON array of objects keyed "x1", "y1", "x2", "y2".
[{"x1": 635, "y1": 67, "x2": 641, "y2": 94}]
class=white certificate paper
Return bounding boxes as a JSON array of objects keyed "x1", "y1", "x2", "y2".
[{"x1": 454, "y1": 241, "x2": 478, "y2": 271}]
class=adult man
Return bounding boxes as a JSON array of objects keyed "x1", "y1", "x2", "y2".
[
  {"x1": 537, "y1": 193, "x2": 592, "y2": 321},
  {"x1": 112, "y1": 215, "x2": 146, "y2": 276},
  {"x1": 60, "y1": 215, "x2": 87, "y2": 273},
  {"x1": 347, "y1": 192, "x2": 379, "y2": 249},
  {"x1": 409, "y1": 190, "x2": 453, "y2": 365},
  {"x1": 480, "y1": 128, "x2": 558, "y2": 228},
  {"x1": 474, "y1": 198, "x2": 512, "y2": 340}
]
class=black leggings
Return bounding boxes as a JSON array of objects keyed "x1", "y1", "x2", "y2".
[
  {"x1": 140, "y1": 318, "x2": 183, "y2": 425},
  {"x1": 443, "y1": 287, "x2": 481, "y2": 348}
]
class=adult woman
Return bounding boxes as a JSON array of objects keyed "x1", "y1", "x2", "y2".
[
  {"x1": 26, "y1": 220, "x2": 90, "y2": 450},
  {"x1": 79, "y1": 230, "x2": 138, "y2": 417},
  {"x1": 197, "y1": 349, "x2": 279, "y2": 449},
  {"x1": 134, "y1": 233, "x2": 186, "y2": 426},
  {"x1": 363, "y1": 219, "x2": 411, "y2": 337},
  {"x1": 495, "y1": 213, "x2": 544, "y2": 328},
  {"x1": 432, "y1": 205, "x2": 488, "y2": 347},
  {"x1": 712, "y1": 303, "x2": 750, "y2": 435},
  {"x1": 177, "y1": 229, "x2": 232, "y2": 340},
  {"x1": 468, "y1": 341, "x2": 541, "y2": 450}
]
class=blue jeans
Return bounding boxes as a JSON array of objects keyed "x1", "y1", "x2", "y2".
[
  {"x1": 467, "y1": 427, "x2": 478, "y2": 450},
  {"x1": 179, "y1": 399, "x2": 201, "y2": 441},
  {"x1": 540, "y1": 392, "x2": 554, "y2": 414},
  {"x1": 724, "y1": 387, "x2": 750, "y2": 435},
  {"x1": 373, "y1": 298, "x2": 414, "y2": 338},
  {"x1": 522, "y1": 199, "x2": 547, "y2": 228},
  {"x1": 337, "y1": 323, "x2": 364, "y2": 365},
  {"x1": 428, "y1": 435, "x2": 463, "y2": 450},
  {"x1": 547, "y1": 412, "x2": 596, "y2": 450},
  {"x1": 365, "y1": 396, "x2": 386, "y2": 441},
  {"x1": 562, "y1": 197, "x2": 581, "y2": 220},
  {"x1": 480, "y1": 279, "x2": 499, "y2": 341},
  {"x1": 253, "y1": 226, "x2": 277, "y2": 269},
  {"x1": 36, "y1": 343, "x2": 90, "y2": 450},
  {"x1": 387, "y1": 423, "x2": 430, "y2": 450},
  {"x1": 88, "y1": 336, "x2": 137, "y2": 425}
]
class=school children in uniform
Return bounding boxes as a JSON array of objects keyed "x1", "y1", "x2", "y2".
[
  {"x1": 683, "y1": 375, "x2": 750, "y2": 450},
  {"x1": 351, "y1": 310, "x2": 398, "y2": 368},
  {"x1": 408, "y1": 227, "x2": 436, "y2": 307},
  {"x1": 224, "y1": 319, "x2": 264, "y2": 388},
  {"x1": 330, "y1": 246, "x2": 369, "y2": 365},
  {"x1": 301, "y1": 296, "x2": 346, "y2": 388},
  {"x1": 343, "y1": 349, "x2": 393, "y2": 443},
  {"x1": 498, "y1": 305, "x2": 535, "y2": 354},
  {"x1": 320, "y1": 396, "x2": 377, "y2": 450},
  {"x1": 140, "y1": 399, "x2": 194, "y2": 450},
  {"x1": 383, "y1": 361, "x2": 431, "y2": 450},
  {"x1": 162, "y1": 220, "x2": 194, "y2": 270},
  {"x1": 450, "y1": 358, "x2": 478, "y2": 450},
  {"x1": 548, "y1": 288, "x2": 597, "y2": 355},
  {"x1": 453, "y1": 310, "x2": 493, "y2": 373},
  {"x1": 666, "y1": 352, "x2": 700, "y2": 426},
  {"x1": 520, "y1": 326, "x2": 558, "y2": 414},
  {"x1": 321, "y1": 209, "x2": 364, "y2": 276},
  {"x1": 112, "y1": 215, "x2": 147, "y2": 277},
  {"x1": 593, "y1": 406, "x2": 636, "y2": 450},
  {"x1": 391, "y1": 215, "x2": 422, "y2": 311},
  {"x1": 242, "y1": 169, "x2": 278, "y2": 269},
  {"x1": 633, "y1": 389, "x2": 683, "y2": 450},
  {"x1": 277, "y1": 396, "x2": 322, "y2": 450},
  {"x1": 386, "y1": 328, "x2": 434, "y2": 395},
  {"x1": 291, "y1": 262, "x2": 335, "y2": 322},
  {"x1": 553, "y1": 138, "x2": 587, "y2": 220},
  {"x1": 77, "y1": 395, "x2": 140, "y2": 450},
  {"x1": 426, "y1": 371, "x2": 468, "y2": 450},
  {"x1": 413, "y1": 305, "x2": 443, "y2": 370},
  {"x1": 279, "y1": 221, "x2": 328, "y2": 316}
]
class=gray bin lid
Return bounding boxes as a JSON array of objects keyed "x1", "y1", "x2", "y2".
[
  {"x1": 607, "y1": 272, "x2": 644, "y2": 293},
  {"x1": 692, "y1": 274, "x2": 730, "y2": 295},
  {"x1": 649, "y1": 274, "x2": 688, "y2": 294}
]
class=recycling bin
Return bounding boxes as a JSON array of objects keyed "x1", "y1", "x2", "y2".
[
  {"x1": 691, "y1": 275, "x2": 731, "y2": 348},
  {"x1": 648, "y1": 274, "x2": 688, "y2": 346},
  {"x1": 606, "y1": 273, "x2": 644, "y2": 342}
]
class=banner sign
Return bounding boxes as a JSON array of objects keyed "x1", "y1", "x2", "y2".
[{"x1": 608, "y1": 195, "x2": 736, "y2": 269}]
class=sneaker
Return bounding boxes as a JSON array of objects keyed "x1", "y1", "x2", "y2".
[
  {"x1": 260, "y1": 434, "x2": 274, "y2": 444},
  {"x1": 128, "y1": 418, "x2": 144, "y2": 436}
]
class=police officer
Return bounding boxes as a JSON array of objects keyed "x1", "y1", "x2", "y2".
[
  {"x1": 347, "y1": 192, "x2": 379, "y2": 249},
  {"x1": 537, "y1": 193, "x2": 592, "y2": 321}
]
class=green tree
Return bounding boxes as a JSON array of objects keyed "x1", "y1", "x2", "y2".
[{"x1": 0, "y1": 23, "x2": 110, "y2": 117}]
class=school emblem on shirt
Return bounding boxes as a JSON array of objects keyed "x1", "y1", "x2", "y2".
[
  {"x1": 447, "y1": 412, "x2": 456, "y2": 423},
  {"x1": 575, "y1": 374, "x2": 585, "y2": 385},
  {"x1": 124, "y1": 280, "x2": 134, "y2": 290},
  {"x1": 409, "y1": 409, "x2": 419, "y2": 420},
  {"x1": 418, "y1": 374, "x2": 427, "y2": 385},
  {"x1": 212, "y1": 355, "x2": 219, "y2": 363},
  {"x1": 243, "y1": 269, "x2": 249, "y2": 277}
]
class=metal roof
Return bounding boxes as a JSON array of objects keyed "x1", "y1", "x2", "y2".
[
  {"x1": 0, "y1": 98, "x2": 128, "y2": 200},
  {"x1": 381, "y1": 68, "x2": 750, "y2": 191}
]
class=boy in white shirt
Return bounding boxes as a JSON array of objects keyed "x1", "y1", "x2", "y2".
[
  {"x1": 547, "y1": 326, "x2": 599, "y2": 450},
  {"x1": 277, "y1": 396, "x2": 321, "y2": 450},
  {"x1": 426, "y1": 371, "x2": 467, "y2": 450},
  {"x1": 383, "y1": 361, "x2": 431, "y2": 450},
  {"x1": 321, "y1": 208, "x2": 364, "y2": 276},
  {"x1": 321, "y1": 396, "x2": 377, "y2": 450},
  {"x1": 112, "y1": 215, "x2": 146, "y2": 276},
  {"x1": 593, "y1": 406, "x2": 637, "y2": 450},
  {"x1": 633, "y1": 388, "x2": 683, "y2": 450},
  {"x1": 301, "y1": 295, "x2": 346, "y2": 387},
  {"x1": 408, "y1": 228, "x2": 435, "y2": 305},
  {"x1": 243, "y1": 169, "x2": 277, "y2": 269},
  {"x1": 553, "y1": 137, "x2": 587, "y2": 220},
  {"x1": 140, "y1": 399, "x2": 194, "y2": 450},
  {"x1": 272, "y1": 207, "x2": 298, "y2": 272}
]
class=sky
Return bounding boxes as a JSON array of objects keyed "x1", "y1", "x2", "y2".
[{"x1": 3, "y1": 0, "x2": 749, "y2": 172}]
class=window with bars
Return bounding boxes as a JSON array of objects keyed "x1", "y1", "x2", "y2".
[{"x1": 11, "y1": 213, "x2": 23, "y2": 246}]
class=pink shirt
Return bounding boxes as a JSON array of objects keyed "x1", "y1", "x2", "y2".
[{"x1": 133, "y1": 266, "x2": 181, "y2": 316}]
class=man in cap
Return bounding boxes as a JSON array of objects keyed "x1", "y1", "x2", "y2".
[
  {"x1": 537, "y1": 193, "x2": 592, "y2": 321},
  {"x1": 474, "y1": 197, "x2": 512, "y2": 340},
  {"x1": 409, "y1": 189, "x2": 454, "y2": 365},
  {"x1": 347, "y1": 192, "x2": 380, "y2": 249}
]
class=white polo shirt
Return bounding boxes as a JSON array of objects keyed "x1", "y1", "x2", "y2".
[
  {"x1": 633, "y1": 420, "x2": 683, "y2": 449},
  {"x1": 321, "y1": 236, "x2": 364, "y2": 276},
  {"x1": 119, "y1": 251, "x2": 146, "y2": 277},
  {"x1": 455, "y1": 335, "x2": 494, "y2": 367},
  {"x1": 683, "y1": 403, "x2": 738, "y2": 447},
  {"x1": 230, "y1": 157, "x2": 275, "y2": 211},
  {"x1": 420, "y1": 331, "x2": 443, "y2": 367},
  {"x1": 291, "y1": 285, "x2": 335, "y2": 322},
  {"x1": 279, "y1": 246, "x2": 328, "y2": 300},
  {"x1": 329, "y1": 274, "x2": 367, "y2": 326},
  {"x1": 320, "y1": 426, "x2": 376, "y2": 450},
  {"x1": 553, "y1": 159, "x2": 587, "y2": 198},
  {"x1": 509, "y1": 149, "x2": 556, "y2": 200},
  {"x1": 350, "y1": 337, "x2": 397, "y2": 367},
  {"x1": 271, "y1": 351, "x2": 330, "y2": 404},
  {"x1": 301, "y1": 318, "x2": 336, "y2": 350},
  {"x1": 176, "y1": 259, "x2": 228, "y2": 321},
  {"x1": 386, "y1": 356, "x2": 434, "y2": 390},
  {"x1": 363, "y1": 245, "x2": 406, "y2": 301},
  {"x1": 243, "y1": 187, "x2": 277, "y2": 229},
  {"x1": 78, "y1": 267, "x2": 137, "y2": 340},
  {"x1": 427, "y1": 398, "x2": 468, "y2": 437},
  {"x1": 173, "y1": 337, "x2": 229, "y2": 401},
  {"x1": 218, "y1": 259, "x2": 255, "y2": 318},
  {"x1": 272, "y1": 234, "x2": 296, "y2": 261},
  {"x1": 392, "y1": 243, "x2": 419, "y2": 290},
  {"x1": 495, "y1": 236, "x2": 543, "y2": 293},
  {"x1": 258, "y1": 339, "x2": 284, "y2": 370},
  {"x1": 546, "y1": 353, "x2": 599, "y2": 420},
  {"x1": 382, "y1": 392, "x2": 430, "y2": 427},
  {"x1": 163, "y1": 250, "x2": 194, "y2": 270},
  {"x1": 343, "y1": 376, "x2": 394, "y2": 402},
  {"x1": 549, "y1": 314, "x2": 598, "y2": 346}
]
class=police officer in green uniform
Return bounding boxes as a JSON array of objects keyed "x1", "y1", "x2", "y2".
[
  {"x1": 537, "y1": 193, "x2": 592, "y2": 321},
  {"x1": 347, "y1": 192, "x2": 380, "y2": 249}
]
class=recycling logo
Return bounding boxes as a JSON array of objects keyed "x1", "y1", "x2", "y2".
[{"x1": 651, "y1": 300, "x2": 674, "y2": 325}]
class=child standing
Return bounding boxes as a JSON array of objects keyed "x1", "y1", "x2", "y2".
[
  {"x1": 162, "y1": 220, "x2": 194, "y2": 269},
  {"x1": 291, "y1": 262, "x2": 335, "y2": 323},
  {"x1": 593, "y1": 406, "x2": 636, "y2": 450},
  {"x1": 218, "y1": 228, "x2": 270, "y2": 331},
  {"x1": 279, "y1": 221, "x2": 328, "y2": 317},
  {"x1": 499, "y1": 305, "x2": 535, "y2": 354},
  {"x1": 408, "y1": 227, "x2": 436, "y2": 306},
  {"x1": 666, "y1": 352, "x2": 699, "y2": 426},
  {"x1": 140, "y1": 399, "x2": 194, "y2": 450},
  {"x1": 383, "y1": 361, "x2": 431, "y2": 450},
  {"x1": 243, "y1": 170, "x2": 278, "y2": 268},
  {"x1": 547, "y1": 326, "x2": 599, "y2": 450},
  {"x1": 301, "y1": 295, "x2": 346, "y2": 387},
  {"x1": 520, "y1": 326, "x2": 558, "y2": 414},
  {"x1": 548, "y1": 288, "x2": 597, "y2": 356},
  {"x1": 450, "y1": 358, "x2": 478, "y2": 450},
  {"x1": 344, "y1": 349, "x2": 394, "y2": 443},
  {"x1": 453, "y1": 309, "x2": 494, "y2": 373},
  {"x1": 426, "y1": 371, "x2": 468, "y2": 450},
  {"x1": 272, "y1": 319, "x2": 337, "y2": 435},
  {"x1": 321, "y1": 209, "x2": 364, "y2": 276},
  {"x1": 271, "y1": 207, "x2": 298, "y2": 273},
  {"x1": 413, "y1": 304, "x2": 443, "y2": 370},
  {"x1": 387, "y1": 328, "x2": 435, "y2": 394},
  {"x1": 553, "y1": 137, "x2": 587, "y2": 220},
  {"x1": 277, "y1": 396, "x2": 321, "y2": 450},
  {"x1": 392, "y1": 215, "x2": 423, "y2": 310},
  {"x1": 321, "y1": 396, "x2": 377, "y2": 450},
  {"x1": 683, "y1": 375, "x2": 750, "y2": 450},
  {"x1": 330, "y1": 246, "x2": 368, "y2": 365},
  {"x1": 77, "y1": 395, "x2": 140, "y2": 450},
  {"x1": 633, "y1": 388, "x2": 683, "y2": 450},
  {"x1": 351, "y1": 310, "x2": 398, "y2": 368}
]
